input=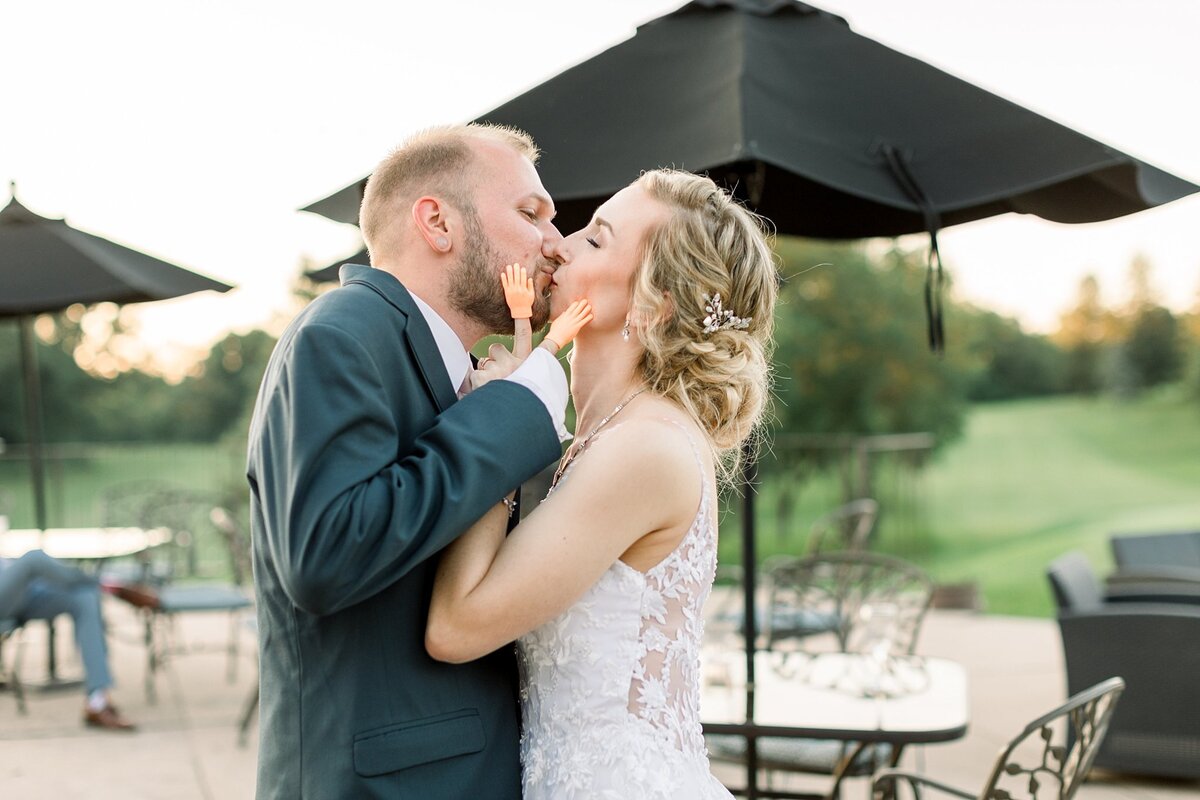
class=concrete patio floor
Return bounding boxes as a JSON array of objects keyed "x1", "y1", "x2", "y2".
[{"x1": 1, "y1": 596, "x2": 1197, "y2": 799}]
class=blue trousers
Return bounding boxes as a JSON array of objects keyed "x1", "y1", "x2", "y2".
[{"x1": 0, "y1": 550, "x2": 113, "y2": 694}]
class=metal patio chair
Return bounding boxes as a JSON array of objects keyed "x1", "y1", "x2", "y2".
[
  {"x1": 707, "y1": 552, "x2": 935, "y2": 798},
  {"x1": 805, "y1": 499, "x2": 880, "y2": 555},
  {"x1": 124, "y1": 494, "x2": 254, "y2": 702},
  {"x1": 873, "y1": 678, "x2": 1124, "y2": 800},
  {"x1": 762, "y1": 552, "x2": 934, "y2": 655},
  {"x1": 0, "y1": 617, "x2": 27, "y2": 714}
]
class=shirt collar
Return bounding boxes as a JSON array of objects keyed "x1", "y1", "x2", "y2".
[{"x1": 406, "y1": 290, "x2": 472, "y2": 389}]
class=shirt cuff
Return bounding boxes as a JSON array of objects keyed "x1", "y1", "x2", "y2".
[{"x1": 503, "y1": 348, "x2": 572, "y2": 443}]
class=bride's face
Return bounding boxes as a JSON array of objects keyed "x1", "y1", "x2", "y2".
[{"x1": 547, "y1": 184, "x2": 670, "y2": 334}]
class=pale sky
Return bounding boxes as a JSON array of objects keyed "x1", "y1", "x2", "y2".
[{"x1": 4, "y1": 0, "x2": 1197, "y2": 372}]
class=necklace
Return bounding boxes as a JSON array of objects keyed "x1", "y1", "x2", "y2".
[{"x1": 550, "y1": 388, "x2": 647, "y2": 490}]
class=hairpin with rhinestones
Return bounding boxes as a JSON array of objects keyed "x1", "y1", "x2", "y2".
[{"x1": 701, "y1": 292, "x2": 751, "y2": 334}]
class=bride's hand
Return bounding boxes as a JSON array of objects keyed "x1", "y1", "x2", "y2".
[{"x1": 471, "y1": 342, "x2": 521, "y2": 391}]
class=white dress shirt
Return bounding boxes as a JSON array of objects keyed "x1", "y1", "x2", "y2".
[{"x1": 407, "y1": 290, "x2": 570, "y2": 442}]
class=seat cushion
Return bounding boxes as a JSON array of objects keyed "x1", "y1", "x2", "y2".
[{"x1": 158, "y1": 584, "x2": 252, "y2": 612}]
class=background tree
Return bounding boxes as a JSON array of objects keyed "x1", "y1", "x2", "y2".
[
  {"x1": 770, "y1": 239, "x2": 973, "y2": 443},
  {"x1": 0, "y1": 314, "x2": 274, "y2": 445},
  {"x1": 959, "y1": 309, "x2": 1066, "y2": 402},
  {"x1": 174, "y1": 329, "x2": 277, "y2": 441},
  {"x1": 1108, "y1": 256, "x2": 1185, "y2": 394},
  {"x1": 1053, "y1": 274, "x2": 1113, "y2": 394},
  {"x1": 1117, "y1": 305, "x2": 1184, "y2": 391},
  {"x1": 1187, "y1": 278, "x2": 1200, "y2": 403}
]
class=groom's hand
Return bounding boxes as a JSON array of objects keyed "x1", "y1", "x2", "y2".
[{"x1": 470, "y1": 342, "x2": 522, "y2": 391}]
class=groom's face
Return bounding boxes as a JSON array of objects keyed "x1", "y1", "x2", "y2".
[{"x1": 449, "y1": 140, "x2": 561, "y2": 333}]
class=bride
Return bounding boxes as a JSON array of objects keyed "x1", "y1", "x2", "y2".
[{"x1": 425, "y1": 168, "x2": 777, "y2": 798}]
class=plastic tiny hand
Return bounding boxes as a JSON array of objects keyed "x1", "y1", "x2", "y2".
[
  {"x1": 541, "y1": 299, "x2": 594, "y2": 354},
  {"x1": 500, "y1": 263, "x2": 535, "y2": 320}
]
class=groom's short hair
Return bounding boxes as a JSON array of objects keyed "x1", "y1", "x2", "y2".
[{"x1": 360, "y1": 124, "x2": 539, "y2": 258}]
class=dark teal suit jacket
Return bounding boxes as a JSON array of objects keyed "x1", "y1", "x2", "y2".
[{"x1": 246, "y1": 265, "x2": 560, "y2": 799}]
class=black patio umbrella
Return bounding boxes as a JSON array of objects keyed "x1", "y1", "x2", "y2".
[
  {"x1": 300, "y1": 0, "x2": 1197, "y2": 780},
  {"x1": 303, "y1": 0, "x2": 1197, "y2": 255},
  {"x1": 0, "y1": 185, "x2": 233, "y2": 531},
  {"x1": 304, "y1": 0, "x2": 1198, "y2": 349}
]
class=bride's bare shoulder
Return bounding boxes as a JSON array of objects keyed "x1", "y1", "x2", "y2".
[{"x1": 586, "y1": 413, "x2": 709, "y2": 496}]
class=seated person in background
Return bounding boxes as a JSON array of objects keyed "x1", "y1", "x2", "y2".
[{"x1": 0, "y1": 549, "x2": 150, "y2": 730}]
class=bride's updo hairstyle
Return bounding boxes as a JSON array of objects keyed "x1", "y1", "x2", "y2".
[{"x1": 631, "y1": 169, "x2": 777, "y2": 482}]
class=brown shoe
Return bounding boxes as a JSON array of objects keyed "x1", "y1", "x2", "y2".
[
  {"x1": 110, "y1": 584, "x2": 161, "y2": 610},
  {"x1": 84, "y1": 704, "x2": 136, "y2": 731}
]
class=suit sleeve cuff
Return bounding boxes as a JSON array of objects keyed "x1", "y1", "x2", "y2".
[{"x1": 503, "y1": 348, "x2": 571, "y2": 443}]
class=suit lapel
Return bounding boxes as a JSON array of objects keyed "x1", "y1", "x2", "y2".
[{"x1": 340, "y1": 264, "x2": 459, "y2": 412}]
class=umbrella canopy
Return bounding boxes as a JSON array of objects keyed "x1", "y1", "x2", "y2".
[
  {"x1": 1, "y1": 193, "x2": 230, "y2": 314},
  {"x1": 0, "y1": 186, "x2": 233, "y2": 530},
  {"x1": 303, "y1": 0, "x2": 1197, "y2": 239}
]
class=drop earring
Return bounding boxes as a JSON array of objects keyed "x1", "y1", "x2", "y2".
[{"x1": 621, "y1": 317, "x2": 631, "y2": 341}]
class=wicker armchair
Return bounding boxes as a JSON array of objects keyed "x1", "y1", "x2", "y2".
[
  {"x1": 1046, "y1": 551, "x2": 1200, "y2": 610},
  {"x1": 1056, "y1": 607, "x2": 1200, "y2": 778},
  {"x1": 1111, "y1": 530, "x2": 1200, "y2": 570},
  {"x1": 1048, "y1": 553, "x2": 1200, "y2": 778},
  {"x1": 1108, "y1": 531, "x2": 1200, "y2": 593},
  {"x1": 873, "y1": 678, "x2": 1124, "y2": 800}
]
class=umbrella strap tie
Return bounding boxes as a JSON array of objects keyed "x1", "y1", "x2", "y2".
[{"x1": 881, "y1": 144, "x2": 945, "y2": 354}]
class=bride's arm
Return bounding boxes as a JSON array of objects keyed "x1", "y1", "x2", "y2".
[{"x1": 426, "y1": 419, "x2": 697, "y2": 663}]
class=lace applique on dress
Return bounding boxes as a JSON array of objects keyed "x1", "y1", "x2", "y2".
[{"x1": 517, "y1": 419, "x2": 733, "y2": 799}]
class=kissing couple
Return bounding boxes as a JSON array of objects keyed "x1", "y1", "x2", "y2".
[{"x1": 247, "y1": 123, "x2": 777, "y2": 799}]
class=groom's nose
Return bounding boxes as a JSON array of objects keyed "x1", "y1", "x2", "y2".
[{"x1": 543, "y1": 232, "x2": 567, "y2": 266}]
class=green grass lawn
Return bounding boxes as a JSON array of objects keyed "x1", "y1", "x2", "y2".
[
  {"x1": 718, "y1": 387, "x2": 1200, "y2": 617},
  {"x1": 0, "y1": 442, "x2": 244, "y2": 528},
  {"x1": 4, "y1": 390, "x2": 1197, "y2": 617},
  {"x1": 918, "y1": 388, "x2": 1200, "y2": 616}
]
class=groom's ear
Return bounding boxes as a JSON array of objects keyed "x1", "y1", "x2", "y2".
[{"x1": 412, "y1": 196, "x2": 454, "y2": 253}]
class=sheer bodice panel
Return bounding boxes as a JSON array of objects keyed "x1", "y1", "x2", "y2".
[{"x1": 517, "y1": 420, "x2": 732, "y2": 799}]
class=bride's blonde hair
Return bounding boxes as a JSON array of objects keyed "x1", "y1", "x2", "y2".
[{"x1": 631, "y1": 169, "x2": 777, "y2": 483}]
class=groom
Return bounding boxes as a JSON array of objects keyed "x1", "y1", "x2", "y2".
[{"x1": 247, "y1": 124, "x2": 566, "y2": 799}]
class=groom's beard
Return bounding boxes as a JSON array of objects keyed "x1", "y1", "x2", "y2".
[{"x1": 447, "y1": 208, "x2": 552, "y2": 334}]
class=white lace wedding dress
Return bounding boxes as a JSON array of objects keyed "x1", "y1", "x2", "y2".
[{"x1": 517, "y1": 421, "x2": 733, "y2": 799}]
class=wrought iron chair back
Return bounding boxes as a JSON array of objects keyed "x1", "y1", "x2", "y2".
[
  {"x1": 984, "y1": 677, "x2": 1124, "y2": 800},
  {"x1": 708, "y1": 553, "x2": 935, "y2": 797},
  {"x1": 100, "y1": 482, "x2": 203, "y2": 580},
  {"x1": 874, "y1": 678, "x2": 1124, "y2": 800},
  {"x1": 764, "y1": 551, "x2": 934, "y2": 656},
  {"x1": 101, "y1": 487, "x2": 254, "y2": 702},
  {"x1": 806, "y1": 498, "x2": 880, "y2": 555},
  {"x1": 208, "y1": 506, "x2": 251, "y2": 588}
]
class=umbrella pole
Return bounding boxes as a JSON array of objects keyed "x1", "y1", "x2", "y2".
[
  {"x1": 739, "y1": 443, "x2": 759, "y2": 798},
  {"x1": 18, "y1": 316, "x2": 48, "y2": 532}
]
